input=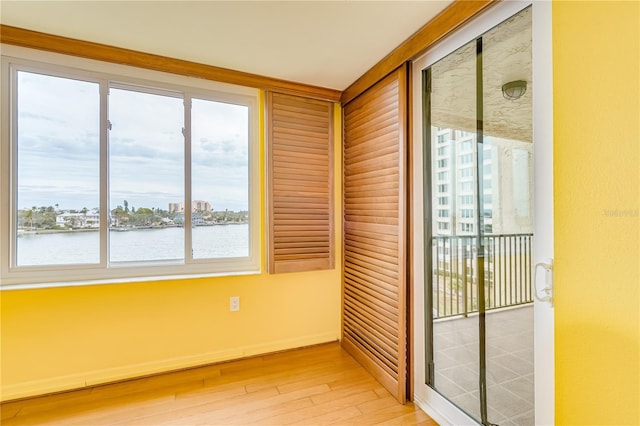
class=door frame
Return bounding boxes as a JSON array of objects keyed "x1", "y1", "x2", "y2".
[{"x1": 410, "y1": 1, "x2": 554, "y2": 424}]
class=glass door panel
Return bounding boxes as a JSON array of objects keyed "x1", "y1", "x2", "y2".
[
  {"x1": 427, "y1": 40, "x2": 483, "y2": 424},
  {"x1": 425, "y1": 6, "x2": 533, "y2": 425},
  {"x1": 482, "y1": 8, "x2": 534, "y2": 425}
]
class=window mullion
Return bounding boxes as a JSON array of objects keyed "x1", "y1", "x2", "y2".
[
  {"x1": 4, "y1": 64, "x2": 18, "y2": 272},
  {"x1": 184, "y1": 96, "x2": 192, "y2": 263},
  {"x1": 100, "y1": 82, "x2": 110, "y2": 267}
]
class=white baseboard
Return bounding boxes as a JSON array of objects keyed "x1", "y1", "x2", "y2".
[{"x1": 1, "y1": 332, "x2": 339, "y2": 402}]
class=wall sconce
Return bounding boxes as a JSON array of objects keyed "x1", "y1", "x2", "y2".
[{"x1": 502, "y1": 80, "x2": 527, "y2": 100}]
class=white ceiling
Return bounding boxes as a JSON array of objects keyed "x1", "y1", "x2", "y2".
[{"x1": 0, "y1": 1, "x2": 453, "y2": 91}]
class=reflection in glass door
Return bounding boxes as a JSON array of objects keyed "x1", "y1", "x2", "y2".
[{"x1": 424, "y1": 7, "x2": 533, "y2": 425}]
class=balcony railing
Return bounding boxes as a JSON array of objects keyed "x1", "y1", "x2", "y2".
[{"x1": 432, "y1": 233, "x2": 533, "y2": 319}]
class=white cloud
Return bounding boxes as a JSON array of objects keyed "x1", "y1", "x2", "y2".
[{"x1": 17, "y1": 71, "x2": 250, "y2": 212}]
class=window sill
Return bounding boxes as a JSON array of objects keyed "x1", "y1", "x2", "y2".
[{"x1": 0, "y1": 269, "x2": 262, "y2": 291}]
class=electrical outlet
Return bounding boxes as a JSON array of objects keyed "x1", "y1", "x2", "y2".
[{"x1": 230, "y1": 296, "x2": 240, "y2": 312}]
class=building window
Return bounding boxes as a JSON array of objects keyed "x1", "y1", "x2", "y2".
[
  {"x1": 460, "y1": 223, "x2": 474, "y2": 232},
  {"x1": 437, "y1": 133, "x2": 448, "y2": 144},
  {"x1": 437, "y1": 159, "x2": 449, "y2": 168},
  {"x1": 460, "y1": 167, "x2": 474, "y2": 178},
  {"x1": 437, "y1": 184, "x2": 449, "y2": 193},
  {"x1": 460, "y1": 181, "x2": 474, "y2": 192},
  {"x1": 460, "y1": 140, "x2": 473, "y2": 152},
  {"x1": 437, "y1": 146, "x2": 449, "y2": 156},
  {"x1": 483, "y1": 145, "x2": 493, "y2": 159},
  {"x1": 460, "y1": 153, "x2": 473, "y2": 164},
  {"x1": 438, "y1": 197, "x2": 449, "y2": 206},
  {"x1": 437, "y1": 171, "x2": 449, "y2": 181},
  {"x1": 1, "y1": 53, "x2": 259, "y2": 286},
  {"x1": 460, "y1": 195, "x2": 474, "y2": 205},
  {"x1": 437, "y1": 209, "x2": 449, "y2": 218},
  {"x1": 460, "y1": 209, "x2": 474, "y2": 218}
]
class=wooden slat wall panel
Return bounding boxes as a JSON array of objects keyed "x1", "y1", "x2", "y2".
[
  {"x1": 342, "y1": 66, "x2": 408, "y2": 403},
  {"x1": 267, "y1": 92, "x2": 334, "y2": 273}
]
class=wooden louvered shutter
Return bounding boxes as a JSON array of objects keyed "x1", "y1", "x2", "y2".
[
  {"x1": 266, "y1": 92, "x2": 334, "y2": 274},
  {"x1": 342, "y1": 66, "x2": 408, "y2": 403}
]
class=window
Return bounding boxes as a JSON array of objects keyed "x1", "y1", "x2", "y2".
[
  {"x1": 460, "y1": 195, "x2": 474, "y2": 205},
  {"x1": 460, "y1": 181, "x2": 474, "y2": 192},
  {"x1": 437, "y1": 222, "x2": 450, "y2": 231},
  {"x1": 438, "y1": 196, "x2": 449, "y2": 206},
  {"x1": 460, "y1": 153, "x2": 473, "y2": 164},
  {"x1": 460, "y1": 167, "x2": 474, "y2": 178},
  {"x1": 437, "y1": 209, "x2": 449, "y2": 218},
  {"x1": 1, "y1": 53, "x2": 259, "y2": 286},
  {"x1": 460, "y1": 140, "x2": 473, "y2": 152},
  {"x1": 437, "y1": 133, "x2": 449, "y2": 144},
  {"x1": 437, "y1": 146, "x2": 449, "y2": 157},
  {"x1": 460, "y1": 209, "x2": 474, "y2": 218},
  {"x1": 437, "y1": 171, "x2": 449, "y2": 181},
  {"x1": 460, "y1": 223, "x2": 474, "y2": 232},
  {"x1": 437, "y1": 184, "x2": 449, "y2": 193},
  {"x1": 483, "y1": 145, "x2": 493, "y2": 159},
  {"x1": 437, "y1": 159, "x2": 449, "y2": 168}
]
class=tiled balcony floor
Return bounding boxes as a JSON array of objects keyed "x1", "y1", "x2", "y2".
[{"x1": 433, "y1": 304, "x2": 534, "y2": 425}]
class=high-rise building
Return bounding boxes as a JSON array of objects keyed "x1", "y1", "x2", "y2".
[
  {"x1": 431, "y1": 127, "x2": 532, "y2": 237},
  {"x1": 168, "y1": 201, "x2": 212, "y2": 213}
]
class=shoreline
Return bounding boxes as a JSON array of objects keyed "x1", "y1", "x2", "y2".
[{"x1": 17, "y1": 222, "x2": 247, "y2": 236}]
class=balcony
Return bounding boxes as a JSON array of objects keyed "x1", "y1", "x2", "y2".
[
  {"x1": 430, "y1": 234, "x2": 534, "y2": 425},
  {"x1": 432, "y1": 234, "x2": 533, "y2": 319}
]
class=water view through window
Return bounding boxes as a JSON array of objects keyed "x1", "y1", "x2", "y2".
[
  {"x1": 16, "y1": 71, "x2": 100, "y2": 266},
  {"x1": 17, "y1": 226, "x2": 249, "y2": 266},
  {"x1": 14, "y1": 70, "x2": 251, "y2": 268}
]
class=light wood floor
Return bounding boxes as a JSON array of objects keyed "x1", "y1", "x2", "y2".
[{"x1": 0, "y1": 342, "x2": 436, "y2": 426}]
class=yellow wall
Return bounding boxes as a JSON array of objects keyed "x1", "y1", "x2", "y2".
[
  {"x1": 0, "y1": 99, "x2": 343, "y2": 401},
  {"x1": 553, "y1": 1, "x2": 639, "y2": 424}
]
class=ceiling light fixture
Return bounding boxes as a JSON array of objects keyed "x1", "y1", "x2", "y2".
[{"x1": 502, "y1": 80, "x2": 527, "y2": 100}]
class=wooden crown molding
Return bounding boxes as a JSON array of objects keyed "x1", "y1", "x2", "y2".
[
  {"x1": 0, "y1": 24, "x2": 342, "y2": 103},
  {"x1": 1, "y1": 1, "x2": 496, "y2": 105},
  {"x1": 341, "y1": 0, "x2": 497, "y2": 105}
]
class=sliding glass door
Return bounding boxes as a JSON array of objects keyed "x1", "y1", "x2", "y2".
[{"x1": 423, "y1": 7, "x2": 534, "y2": 425}]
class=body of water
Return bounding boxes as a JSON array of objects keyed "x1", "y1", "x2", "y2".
[{"x1": 16, "y1": 224, "x2": 249, "y2": 266}]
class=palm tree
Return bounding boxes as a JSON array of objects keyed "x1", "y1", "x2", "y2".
[{"x1": 25, "y1": 209, "x2": 33, "y2": 229}]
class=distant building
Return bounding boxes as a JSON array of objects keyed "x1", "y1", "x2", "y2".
[
  {"x1": 168, "y1": 202, "x2": 183, "y2": 213},
  {"x1": 169, "y1": 201, "x2": 211, "y2": 213},
  {"x1": 56, "y1": 211, "x2": 100, "y2": 228},
  {"x1": 192, "y1": 200, "x2": 211, "y2": 212},
  {"x1": 431, "y1": 128, "x2": 533, "y2": 237}
]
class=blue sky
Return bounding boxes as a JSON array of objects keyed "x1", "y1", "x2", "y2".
[{"x1": 17, "y1": 71, "x2": 249, "y2": 212}]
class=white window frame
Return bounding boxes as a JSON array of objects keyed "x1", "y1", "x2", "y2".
[{"x1": 0, "y1": 45, "x2": 261, "y2": 288}]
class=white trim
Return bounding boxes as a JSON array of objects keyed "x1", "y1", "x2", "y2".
[
  {"x1": 414, "y1": 389, "x2": 478, "y2": 426},
  {"x1": 532, "y1": 1, "x2": 555, "y2": 424},
  {"x1": 0, "y1": 45, "x2": 261, "y2": 288},
  {"x1": 412, "y1": 0, "x2": 555, "y2": 424}
]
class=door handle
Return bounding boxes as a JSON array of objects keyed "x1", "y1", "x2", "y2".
[{"x1": 534, "y1": 258, "x2": 554, "y2": 307}]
